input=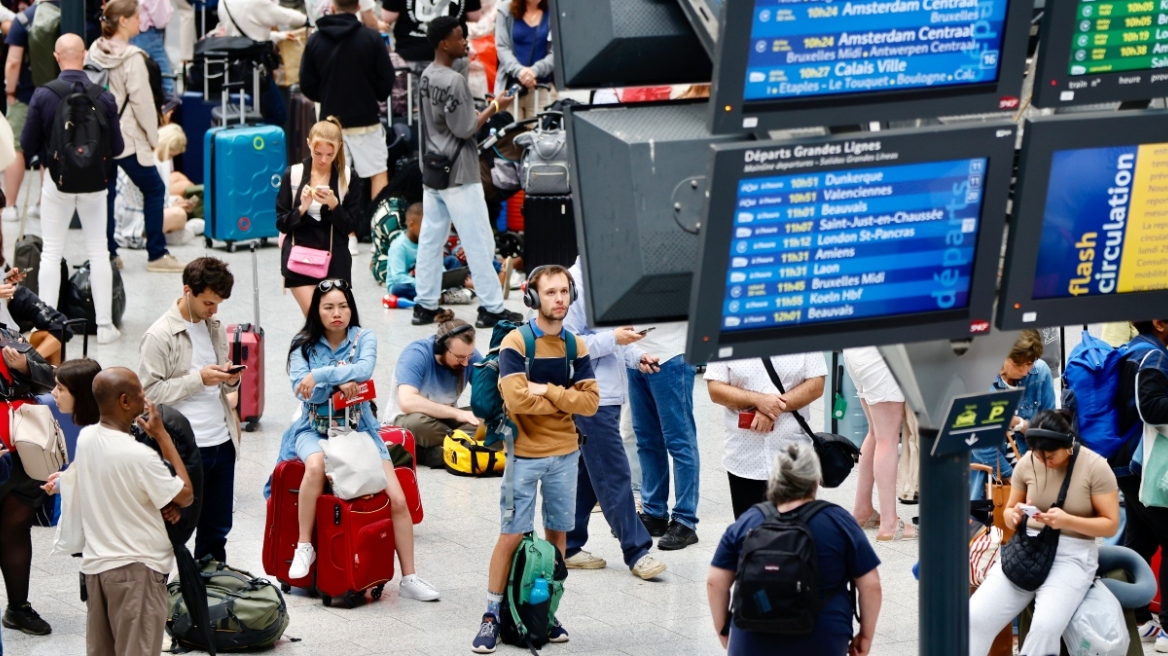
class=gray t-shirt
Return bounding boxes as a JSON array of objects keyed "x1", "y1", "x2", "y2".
[{"x1": 419, "y1": 63, "x2": 480, "y2": 188}]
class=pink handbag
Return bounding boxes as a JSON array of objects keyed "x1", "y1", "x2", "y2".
[{"x1": 287, "y1": 229, "x2": 333, "y2": 278}]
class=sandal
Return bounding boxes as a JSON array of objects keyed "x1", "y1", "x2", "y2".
[
  {"x1": 855, "y1": 513, "x2": 881, "y2": 530},
  {"x1": 876, "y1": 520, "x2": 917, "y2": 542}
]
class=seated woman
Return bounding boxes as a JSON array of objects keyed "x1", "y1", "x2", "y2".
[
  {"x1": 969, "y1": 409, "x2": 1121, "y2": 656},
  {"x1": 276, "y1": 279, "x2": 439, "y2": 602},
  {"x1": 113, "y1": 124, "x2": 204, "y2": 250},
  {"x1": 707, "y1": 442, "x2": 882, "y2": 656}
]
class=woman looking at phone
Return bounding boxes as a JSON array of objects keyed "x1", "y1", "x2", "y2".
[{"x1": 276, "y1": 117, "x2": 362, "y2": 316}]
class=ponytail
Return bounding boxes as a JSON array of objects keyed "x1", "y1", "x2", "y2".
[{"x1": 101, "y1": 0, "x2": 139, "y2": 39}]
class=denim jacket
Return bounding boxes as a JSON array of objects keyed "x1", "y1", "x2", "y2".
[{"x1": 989, "y1": 358, "x2": 1057, "y2": 423}]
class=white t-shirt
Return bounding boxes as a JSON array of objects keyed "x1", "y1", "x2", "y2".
[
  {"x1": 634, "y1": 321, "x2": 688, "y2": 363},
  {"x1": 73, "y1": 424, "x2": 185, "y2": 576},
  {"x1": 171, "y1": 320, "x2": 232, "y2": 448},
  {"x1": 704, "y1": 353, "x2": 828, "y2": 480}
]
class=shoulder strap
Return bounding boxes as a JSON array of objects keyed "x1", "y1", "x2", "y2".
[
  {"x1": 518, "y1": 323, "x2": 536, "y2": 376},
  {"x1": 1053, "y1": 444, "x2": 1081, "y2": 509},
  {"x1": 43, "y1": 78, "x2": 71, "y2": 99},
  {"x1": 761, "y1": 357, "x2": 817, "y2": 442},
  {"x1": 792, "y1": 499, "x2": 833, "y2": 524},
  {"x1": 222, "y1": 0, "x2": 252, "y2": 41},
  {"x1": 290, "y1": 163, "x2": 304, "y2": 191},
  {"x1": 563, "y1": 331, "x2": 576, "y2": 381}
]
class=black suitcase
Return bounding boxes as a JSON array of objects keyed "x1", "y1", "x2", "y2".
[{"x1": 522, "y1": 195, "x2": 577, "y2": 271}]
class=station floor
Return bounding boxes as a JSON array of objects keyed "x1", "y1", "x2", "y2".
[{"x1": 0, "y1": 207, "x2": 1155, "y2": 656}]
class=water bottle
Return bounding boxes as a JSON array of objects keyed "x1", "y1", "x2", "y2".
[
  {"x1": 529, "y1": 577, "x2": 550, "y2": 605},
  {"x1": 382, "y1": 294, "x2": 415, "y2": 309}
]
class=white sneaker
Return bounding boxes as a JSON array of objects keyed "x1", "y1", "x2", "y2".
[
  {"x1": 165, "y1": 228, "x2": 195, "y2": 245},
  {"x1": 288, "y1": 543, "x2": 315, "y2": 579},
  {"x1": 187, "y1": 218, "x2": 205, "y2": 236},
  {"x1": 27, "y1": 205, "x2": 39, "y2": 219},
  {"x1": 1140, "y1": 620, "x2": 1161, "y2": 642},
  {"x1": 1, "y1": 207, "x2": 15, "y2": 222},
  {"x1": 96, "y1": 325, "x2": 121, "y2": 345},
  {"x1": 564, "y1": 550, "x2": 606, "y2": 570},
  {"x1": 348, "y1": 235, "x2": 359, "y2": 256},
  {"x1": 1157, "y1": 630, "x2": 1168, "y2": 653},
  {"x1": 399, "y1": 574, "x2": 440, "y2": 601},
  {"x1": 508, "y1": 269, "x2": 525, "y2": 290},
  {"x1": 631, "y1": 554, "x2": 667, "y2": 580},
  {"x1": 440, "y1": 287, "x2": 475, "y2": 305}
]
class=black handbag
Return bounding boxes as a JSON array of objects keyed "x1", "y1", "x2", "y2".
[
  {"x1": 760, "y1": 358, "x2": 861, "y2": 488},
  {"x1": 999, "y1": 445, "x2": 1079, "y2": 592},
  {"x1": 422, "y1": 152, "x2": 453, "y2": 190}
]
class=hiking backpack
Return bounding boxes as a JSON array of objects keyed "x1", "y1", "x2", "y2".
[
  {"x1": 1062, "y1": 331, "x2": 1156, "y2": 464},
  {"x1": 44, "y1": 80, "x2": 112, "y2": 194},
  {"x1": 166, "y1": 557, "x2": 290, "y2": 652},
  {"x1": 370, "y1": 196, "x2": 409, "y2": 286},
  {"x1": 15, "y1": 3, "x2": 61, "y2": 88},
  {"x1": 732, "y1": 500, "x2": 853, "y2": 634},
  {"x1": 499, "y1": 532, "x2": 567, "y2": 655}
]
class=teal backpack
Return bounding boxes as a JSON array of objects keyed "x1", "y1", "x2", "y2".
[
  {"x1": 370, "y1": 196, "x2": 409, "y2": 286},
  {"x1": 499, "y1": 532, "x2": 567, "y2": 655}
]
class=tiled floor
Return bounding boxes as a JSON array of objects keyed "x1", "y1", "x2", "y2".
[{"x1": 0, "y1": 205, "x2": 1154, "y2": 656}]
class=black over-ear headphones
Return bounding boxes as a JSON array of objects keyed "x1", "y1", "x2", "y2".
[
  {"x1": 434, "y1": 323, "x2": 475, "y2": 355},
  {"x1": 523, "y1": 266, "x2": 578, "y2": 310}
]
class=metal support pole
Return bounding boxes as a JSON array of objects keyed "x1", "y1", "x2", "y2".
[
  {"x1": 61, "y1": 0, "x2": 84, "y2": 37},
  {"x1": 919, "y1": 427, "x2": 971, "y2": 656}
]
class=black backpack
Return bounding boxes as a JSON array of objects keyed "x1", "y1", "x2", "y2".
[
  {"x1": 732, "y1": 500, "x2": 854, "y2": 635},
  {"x1": 44, "y1": 80, "x2": 111, "y2": 194},
  {"x1": 59, "y1": 260, "x2": 126, "y2": 333}
]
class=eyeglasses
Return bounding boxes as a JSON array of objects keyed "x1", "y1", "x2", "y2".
[
  {"x1": 318, "y1": 279, "x2": 351, "y2": 293},
  {"x1": 448, "y1": 353, "x2": 472, "y2": 364}
]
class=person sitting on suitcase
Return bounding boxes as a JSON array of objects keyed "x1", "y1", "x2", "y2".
[
  {"x1": 138, "y1": 257, "x2": 241, "y2": 564},
  {"x1": 413, "y1": 16, "x2": 522, "y2": 330},
  {"x1": 276, "y1": 118, "x2": 363, "y2": 316},
  {"x1": 472, "y1": 265, "x2": 598, "y2": 653},
  {"x1": 390, "y1": 318, "x2": 483, "y2": 469},
  {"x1": 277, "y1": 279, "x2": 440, "y2": 602}
]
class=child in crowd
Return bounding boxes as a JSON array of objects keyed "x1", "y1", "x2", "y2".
[{"x1": 386, "y1": 202, "x2": 474, "y2": 304}]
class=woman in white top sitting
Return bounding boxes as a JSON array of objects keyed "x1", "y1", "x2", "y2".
[{"x1": 114, "y1": 124, "x2": 203, "y2": 249}]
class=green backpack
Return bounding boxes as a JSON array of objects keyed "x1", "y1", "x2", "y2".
[
  {"x1": 15, "y1": 2, "x2": 61, "y2": 88},
  {"x1": 499, "y1": 532, "x2": 567, "y2": 655},
  {"x1": 370, "y1": 196, "x2": 409, "y2": 286},
  {"x1": 166, "y1": 558, "x2": 290, "y2": 652}
]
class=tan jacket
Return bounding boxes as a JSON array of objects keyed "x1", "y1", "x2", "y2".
[
  {"x1": 87, "y1": 38, "x2": 158, "y2": 167},
  {"x1": 139, "y1": 302, "x2": 241, "y2": 455}
]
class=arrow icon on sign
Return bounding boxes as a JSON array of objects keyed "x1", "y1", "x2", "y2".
[{"x1": 965, "y1": 434, "x2": 979, "y2": 446}]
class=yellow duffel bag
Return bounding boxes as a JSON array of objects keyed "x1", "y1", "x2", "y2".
[{"x1": 443, "y1": 429, "x2": 506, "y2": 477}]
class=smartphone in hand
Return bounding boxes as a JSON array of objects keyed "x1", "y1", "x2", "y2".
[
  {"x1": 636, "y1": 327, "x2": 656, "y2": 336},
  {"x1": 226, "y1": 364, "x2": 247, "y2": 374}
]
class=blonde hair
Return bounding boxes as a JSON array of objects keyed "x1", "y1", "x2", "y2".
[
  {"x1": 101, "y1": 0, "x2": 139, "y2": 38},
  {"x1": 307, "y1": 117, "x2": 347, "y2": 194},
  {"x1": 155, "y1": 124, "x2": 187, "y2": 162}
]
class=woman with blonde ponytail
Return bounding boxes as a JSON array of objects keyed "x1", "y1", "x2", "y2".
[{"x1": 276, "y1": 117, "x2": 361, "y2": 315}]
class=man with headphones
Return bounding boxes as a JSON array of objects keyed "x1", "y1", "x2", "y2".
[
  {"x1": 138, "y1": 257, "x2": 242, "y2": 563},
  {"x1": 472, "y1": 264, "x2": 599, "y2": 654},
  {"x1": 391, "y1": 319, "x2": 483, "y2": 468}
]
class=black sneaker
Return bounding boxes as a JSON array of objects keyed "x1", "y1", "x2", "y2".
[
  {"x1": 639, "y1": 513, "x2": 669, "y2": 538},
  {"x1": 3, "y1": 602, "x2": 52, "y2": 635},
  {"x1": 476, "y1": 307, "x2": 523, "y2": 328},
  {"x1": 412, "y1": 304, "x2": 446, "y2": 325},
  {"x1": 657, "y1": 521, "x2": 698, "y2": 551}
]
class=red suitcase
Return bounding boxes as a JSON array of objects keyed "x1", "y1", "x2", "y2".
[
  {"x1": 1153, "y1": 549, "x2": 1162, "y2": 614},
  {"x1": 314, "y1": 492, "x2": 395, "y2": 607},
  {"x1": 262, "y1": 459, "x2": 316, "y2": 592},
  {"x1": 227, "y1": 242, "x2": 265, "y2": 431},
  {"x1": 381, "y1": 426, "x2": 423, "y2": 524}
]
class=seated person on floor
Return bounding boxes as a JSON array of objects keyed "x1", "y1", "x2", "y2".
[
  {"x1": 390, "y1": 318, "x2": 482, "y2": 468},
  {"x1": 386, "y1": 202, "x2": 474, "y2": 304},
  {"x1": 114, "y1": 124, "x2": 204, "y2": 249}
]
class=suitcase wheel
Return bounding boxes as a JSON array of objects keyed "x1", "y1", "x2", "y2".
[
  {"x1": 260, "y1": 237, "x2": 270, "y2": 247},
  {"x1": 281, "y1": 582, "x2": 291, "y2": 593},
  {"x1": 245, "y1": 419, "x2": 260, "y2": 432},
  {"x1": 321, "y1": 594, "x2": 332, "y2": 607},
  {"x1": 226, "y1": 241, "x2": 237, "y2": 253},
  {"x1": 370, "y1": 585, "x2": 384, "y2": 601}
]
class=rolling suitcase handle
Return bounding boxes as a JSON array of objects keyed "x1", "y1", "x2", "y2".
[
  {"x1": 60, "y1": 318, "x2": 88, "y2": 360},
  {"x1": 250, "y1": 241, "x2": 260, "y2": 326}
]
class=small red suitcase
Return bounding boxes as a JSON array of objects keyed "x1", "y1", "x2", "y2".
[
  {"x1": 380, "y1": 426, "x2": 423, "y2": 524},
  {"x1": 1153, "y1": 549, "x2": 1162, "y2": 614},
  {"x1": 314, "y1": 492, "x2": 395, "y2": 608},
  {"x1": 227, "y1": 242, "x2": 265, "y2": 431},
  {"x1": 262, "y1": 459, "x2": 316, "y2": 592}
]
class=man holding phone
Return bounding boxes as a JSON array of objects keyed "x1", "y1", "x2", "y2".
[{"x1": 138, "y1": 257, "x2": 242, "y2": 563}]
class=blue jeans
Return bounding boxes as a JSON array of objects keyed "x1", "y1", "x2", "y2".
[
  {"x1": 390, "y1": 282, "x2": 416, "y2": 300},
  {"x1": 108, "y1": 157, "x2": 167, "y2": 261},
  {"x1": 628, "y1": 355, "x2": 699, "y2": 529},
  {"x1": 194, "y1": 441, "x2": 236, "y2": 563},
  {"x1": 129, "y1": 27, "x2": 175, "y2": 96},
  {"x1": 418, "y1": 183, "x2": 505, "y2": 313},
  {"x1": 568, "y1": 405, "x2": 653, "y2": 569},
  {"x1": 262, "y1": 76, "x2": 286, "y2": 127}
]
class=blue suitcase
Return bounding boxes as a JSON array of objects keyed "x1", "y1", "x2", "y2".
[{"x1": 203, "y1": 124, "x2": 285, "y2": 251}]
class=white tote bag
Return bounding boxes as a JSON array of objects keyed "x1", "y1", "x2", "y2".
[
  {"x1": 11, "y1": 403, "x2": 68, "y2": 481},
  {"x1": 321, "y1": 428, "x2": 387, "y2": 500},
  {"x1": 51, "y1": 467, "x2": 85, "y2": 556}
]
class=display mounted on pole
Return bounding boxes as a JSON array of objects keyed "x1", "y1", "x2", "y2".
[{"x1": 931, "y1": 388, "x2": 1023, "y2": 458}]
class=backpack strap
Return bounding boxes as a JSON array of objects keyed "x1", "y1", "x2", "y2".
[{"x1": 43, "y1": 78, "x2": 72, "y2": 99}]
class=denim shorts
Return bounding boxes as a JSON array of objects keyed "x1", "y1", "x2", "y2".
[{"x1": 499, "y1": 451, "x2": 580, "y2": 534}]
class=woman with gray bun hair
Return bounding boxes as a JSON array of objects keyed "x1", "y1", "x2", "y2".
[{"x1": 707, "y1": 443, "x2": 883, "y2": 656}]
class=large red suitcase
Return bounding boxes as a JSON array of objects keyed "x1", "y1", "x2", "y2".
[
  {"x1": 227, "y1": 242, "x2": 265, "y2": 431},
  {"x1": 381, "y1": 426, "x2": 423, "y2": 524},
  {"x1": 314, "y1": 492, "x2": 395, "y2": 607},
  {"x1": 262, "y1": 459, "x2": 316, "y2": 592}
]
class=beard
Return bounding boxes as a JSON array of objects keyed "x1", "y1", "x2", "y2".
[{"x1": 539, "y1": 306, "x2": 566, "y2": 322}]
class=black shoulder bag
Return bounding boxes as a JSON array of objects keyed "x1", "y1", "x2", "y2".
[
  {"x1": 999, "y1": 444, "x2": 1080, "y2": 592},
  {"x1": 760, "y1": 358, "x2": 861, "y2": 488}
]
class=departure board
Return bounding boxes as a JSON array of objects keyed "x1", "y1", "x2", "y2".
[
  {"x1": 743, "y1": 0, "x2": 1010, "y2": 102},
  {"x1": 1068, "y1": 0, "x2": 1168, "y2": 77},
  {"x1": 1033, "y1": 143, "x2": 1168, "y2": 300},
  {"x1": 720, "y1": 158, "x2": 986, "y2": 331}
]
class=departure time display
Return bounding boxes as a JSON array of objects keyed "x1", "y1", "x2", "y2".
[
  {"x1": 743, "y1": 0, "x2": 1010, "y2": 102},
  {"x1": 1068, "y1": 0, "x2": 1168, "y2": 77}
]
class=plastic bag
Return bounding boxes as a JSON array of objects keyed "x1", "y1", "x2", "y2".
[
  {"x1": 321, "y1": 429, "x2": 388, "y2": 500},
  {"x1": 1062, "y1": 580, "x2": 1130, "y2": 656}
]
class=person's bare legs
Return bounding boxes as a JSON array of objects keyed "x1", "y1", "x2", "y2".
[
  {"x1": 5, "y1": 153, "x2": 24, "y2": 213},
  {"x1": 870, "y1": 400, "x2": 911, "y2": 537},
  {"x1": 162, "y1": 207, "x2": 187, "y2": 233},
  {"x1": 298, "y1": 453, "x2": 326, "y2": 542},
  {"x1": 169, "y1": 170, "x2": 193, "y2": 197},
  {"x1": 852, "y1": 398, "x2": 878, "y2": 526},
  {"x1": 290, "y1": 285, "x2": 314, "y2": 316},
  {"x1": 381, "y1": 460, "x2": 417, "y2": 576},
  {"x1": 488, "y1": 533, "x2": 525, "y2": 593}
]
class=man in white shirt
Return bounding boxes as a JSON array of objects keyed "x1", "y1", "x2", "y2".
[
  {"x1": 71, "y1": 368, "x2": 194, "y2": 656},
  {"x1": 705, "y1": 354, "x2": 827, "y2": 518},
  {"x1": 139, "y1": 257, "x2": 241, "y2": 563}
]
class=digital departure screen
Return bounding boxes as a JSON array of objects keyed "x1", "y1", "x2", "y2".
[
  {"x1": 1067, "y1": 0, "x2": 1168, "y2": 77},
  {"x1": 742, "y1": 0, "x2": 1010, "y2": 102},
  {"x1": 1033, "y1": 144, "x2": 1168, "y2": 300},
  {"x1": 721, "y1": 158, "x2": 986, "y2": 331}
]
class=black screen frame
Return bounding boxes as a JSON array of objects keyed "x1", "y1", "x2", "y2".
[
  {"x1": 708, "y1": 0, "x2": 1034, "y2": 135},
  {"x1": 1032, "y1": 2, "x2": 1168, "y2": 108},
  {"x1": 687, "y1": 123, "x2": 1016, "y2": 364},
  {"x1": 997, "y1": 111, "x2": 1168, "y2": 330}
]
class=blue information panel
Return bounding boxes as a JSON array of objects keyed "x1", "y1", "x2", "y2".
[
  {"x1": 744, "y1": 0, "x2": 1009, "y2": 102},
  {"x1": 721, "y1": 158, "x2": 987, "y2": 332}
]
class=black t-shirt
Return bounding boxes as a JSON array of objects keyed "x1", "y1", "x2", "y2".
[{"x1": 383, "y1": 0, "x2": 481, "y2": 62}]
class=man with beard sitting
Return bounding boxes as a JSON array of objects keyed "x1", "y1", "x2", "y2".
[{"x1": 391, "y1": 319, "x2": 483, "y2": 468}]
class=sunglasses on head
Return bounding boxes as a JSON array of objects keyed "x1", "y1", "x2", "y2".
[{"x1": 318, "y1": 279, "x2": 351, "y2": 293}]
